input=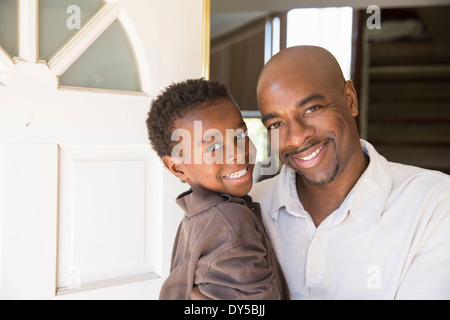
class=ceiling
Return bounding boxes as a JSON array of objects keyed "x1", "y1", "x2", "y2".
[
  {"x1": 211, "y1": 11, "x2": 268, "y2": 39},
  {"x1": 210, "y1": 0, "x2": 450, "y2": 39}
]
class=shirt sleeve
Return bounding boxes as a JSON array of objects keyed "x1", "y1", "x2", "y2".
[
  {"x1": 197, "y1": 236, "x2": 282, "y2": 300},
  {"x1": 395, "y1": 195, "x2": 450, "y2": 300}
]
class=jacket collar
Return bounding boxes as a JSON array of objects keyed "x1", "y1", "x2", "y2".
[{"x1": 176, "y1": 186, "x2": 254, "y2": 218}]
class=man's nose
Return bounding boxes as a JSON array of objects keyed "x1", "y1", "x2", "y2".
[{"x1": 285, "y1": 118, "x2": 315, "y2": 146}]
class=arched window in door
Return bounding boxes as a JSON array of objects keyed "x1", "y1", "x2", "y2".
[{"x1": 0, "y1": 0, "x2": 143, "y2": 93}]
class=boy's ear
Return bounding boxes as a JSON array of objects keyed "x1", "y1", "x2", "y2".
[{"x1": 163, "y1": 155, "x2": 187, "y2": 181}]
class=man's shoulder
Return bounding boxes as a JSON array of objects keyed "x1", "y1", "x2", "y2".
[
  {"x1": 388, "y1": 161, "x2": 450, "y2": 194},
  {"x1": 364, "y1": 139, "x2": 450, "y2": 194},
  {"x1": 250, "y1": 173, "x2": 280, "y2": 202},
  {"x1": 385, "y1": 162, "x2": 450, "y2": 224}
]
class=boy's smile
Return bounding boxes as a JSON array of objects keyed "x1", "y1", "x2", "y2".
[
  {"x1": 223, "y1": 166, "x2": 249, "y2": 179},
  {"x1": 164, "y1": 98, "x2": 256, "y2": 197}
]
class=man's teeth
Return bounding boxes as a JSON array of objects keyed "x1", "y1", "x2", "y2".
[
  {"x1": 300, "y1": 145, "x2": 324, "y2": 161},
  {"x1": 224, "y1": 168, "x2": 247, "y2": 179}
]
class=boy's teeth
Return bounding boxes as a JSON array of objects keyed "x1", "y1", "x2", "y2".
[
  {"x1": 300, "y1": 145, "x2": 324, "y2": 161},
  {"x1": 225, "y1": 168, "x2": 247, "y2": 179}
]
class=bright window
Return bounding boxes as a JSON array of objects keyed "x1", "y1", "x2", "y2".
[
  {"x1": 287, "y1": 7, "x2": 353, "y2": 80},
  {"x1": 245, "y1": 117, "x2": 280, "y2": 181},
  {"x1": 244, "y1": 117, "x2": 269, "y2": 165}
]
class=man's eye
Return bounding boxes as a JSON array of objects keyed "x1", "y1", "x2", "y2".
[
  {"x1": 267, "y1": 122, "x2": 281, "y2": 131},
  {"x1": 305, "y1": 105, "x2": 321, "y2": 115},
  {"x1": 206, "y1": 143, "x2": 222, "y2": 153},
  {"x1": 235, "y1": 130, "x2": 249, "y2": 140}
]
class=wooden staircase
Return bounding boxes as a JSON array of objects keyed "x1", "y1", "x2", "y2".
[{"x1": 359, "y1": 6, "x2": 450, "y2": 174}]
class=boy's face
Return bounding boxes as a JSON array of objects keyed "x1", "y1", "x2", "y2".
[{"x1": 164, "y1": 99, "x2": 256, "y2": 197}]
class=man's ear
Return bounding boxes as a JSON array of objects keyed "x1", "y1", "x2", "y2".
[
  {"x1": 344, "y1": 80, "x2": 359, "y2": 117},
  {"x1": 163, "y1": 155, "x2": 187, "y2": 182}
]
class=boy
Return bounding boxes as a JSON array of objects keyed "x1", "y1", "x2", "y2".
[{"x1": 146, "y1": 78, "x2": 289, "y2": 300}]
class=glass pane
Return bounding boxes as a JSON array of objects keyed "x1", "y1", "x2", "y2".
[
  {"x1": 0, "y1": 0, "x2": 18, "y2": 57},
  {"x1": 245, "y1": 117, "x2": 269, "y2": 164},
  {"x1": 59, "y1": 20, "x2": 141, "y2": 92},
  {"x1": 244, "y1": 117, "x2": 280, "y2": 181},
  {"x1": 287, "y1": 7, "x2": 353, "y2": 80},
  {"x1": 39, "y1": 0, "x2": 105, "y2": 60}
]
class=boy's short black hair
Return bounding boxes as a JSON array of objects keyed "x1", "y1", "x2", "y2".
[{"x1": 146, "y1": 78, "x2": 233, "y2": 159}]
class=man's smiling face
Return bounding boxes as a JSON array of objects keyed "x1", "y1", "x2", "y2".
[{"x1": 257, "y1": 46, "x2": 361, "y2": 187}]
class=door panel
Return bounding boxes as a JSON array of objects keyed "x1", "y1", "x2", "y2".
[
  {"x1": 0, "y1": 88, "x2": 151, "y2": 144},
  {"x1": 0, "y1": 0, "x2": 204, "y2": 299},
  {"x1": 0, "y1": 144, "x2": 58, "y2": 299},
  {"x1": 58, "y1": 146, "x2": 157, "y2": 290}
]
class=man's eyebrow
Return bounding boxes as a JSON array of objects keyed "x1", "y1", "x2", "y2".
[
  {"x1": 261, "y1": 112, "x2": 279, "y2": 125},
  {"x1": 296, "y1": 93, "x2": 326, "y2": 108},
  {"x1": 236, "y1": 120, "x2": 246, "y2": 128},
  {"x1": 261, "y1": 94, "x2": 325, "y2": 125}
]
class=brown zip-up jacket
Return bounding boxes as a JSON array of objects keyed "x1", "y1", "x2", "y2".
[{"x1": 159, "y1": 187, "x2": 289, "y2": 300}]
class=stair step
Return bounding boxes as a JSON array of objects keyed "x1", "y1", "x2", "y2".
[
  {"x1": 373, "y1": 144, "x2": 450, "y2": 174},
  {"x1": 370, "y1": 64, "x2": 450, "y2": 81},
  {"x1": 368, "y1": 101, "x2": 450, "y2": 123},
  {"x1": 368, "y1": 123, "x2": 450, "y2": 144},
  {"x1": 369, "y1": 81, "x2": 450, "y2": 102}
]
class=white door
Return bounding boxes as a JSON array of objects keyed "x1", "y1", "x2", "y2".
[{"x1": 0, "y1": 0, "x2": 205, "y2": 299}]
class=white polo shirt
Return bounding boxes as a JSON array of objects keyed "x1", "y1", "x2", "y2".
[{"x1": 250, "y1": 140, "x2": 450, "y2": 299}]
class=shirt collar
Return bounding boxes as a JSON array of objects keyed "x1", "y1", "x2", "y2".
[
  {"x1": 269, "y1": 139, "x2": 392, "y2": 225},
  {"x1": 176, "y1": 186, "x2": 253, "y2": 218},
  {"x1": 349, "y1": 139, "x2": 392, "y2": 225},
  {"x1": 269, "y1": 164, "x2": 307, "y2": 221}
]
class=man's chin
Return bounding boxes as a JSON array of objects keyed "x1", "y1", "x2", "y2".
[{"x1": 294, "y1": 163, "x2": 340, "y2": 187}]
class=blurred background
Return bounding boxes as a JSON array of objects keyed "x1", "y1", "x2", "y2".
[{"x1": 209, "y1": 0, "x2": 450, "y2": 179}]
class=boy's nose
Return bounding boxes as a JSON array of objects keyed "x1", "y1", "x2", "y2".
[{"x1": 226, "y1": 140, "x2": 247, "y2": 164}]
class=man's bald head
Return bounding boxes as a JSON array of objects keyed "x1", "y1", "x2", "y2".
[{"x1": 257, "y1": 46, "x2": 346, "y2": 106}]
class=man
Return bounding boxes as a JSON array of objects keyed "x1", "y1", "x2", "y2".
[{"x1": 250, "y1": 45, "x2": 450, "y2": 299}]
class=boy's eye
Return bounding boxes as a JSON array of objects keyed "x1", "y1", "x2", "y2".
[
  {"x1": 235, "y1": 130, "x2": 249, "y2": 140},
  {"x1": 206, "y1": 143, "x2": 222, "y2": 153}
]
